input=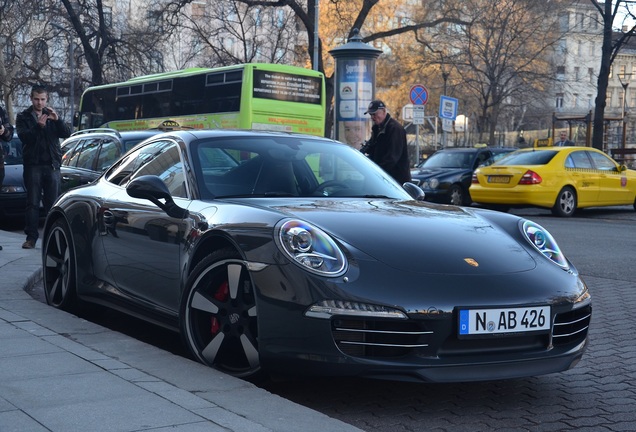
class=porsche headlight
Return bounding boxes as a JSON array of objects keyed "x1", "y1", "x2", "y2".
[
  {"x1": 277, "y1": 219, "x2": 347, "y2": 276},
  {"x1": 522, "y1": 220, "x2": 569, "y2": 269}
]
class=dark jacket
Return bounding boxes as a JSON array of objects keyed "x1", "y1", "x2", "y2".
[
  {"x1": 367, "y1": 113, "x2": 411, "y2": 184},
  {"x1": 16, "y1": 106, "x2": 70, "y2": 168},
  {"x1": 0, "y1": 106, "x2": 13, "y2": 170}
]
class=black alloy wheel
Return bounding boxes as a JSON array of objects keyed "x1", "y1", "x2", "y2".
[
  {"x1": 42, "y1": 219, "x2": 77, "y2": 310},
  {"x1": 180, "y1": 249, "x2": 260, "y2": 378}
]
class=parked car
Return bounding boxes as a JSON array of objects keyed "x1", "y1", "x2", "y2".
[
  {"x1": 42, "y1": 129, "x2": 591, "y2": 382},
  {"x1": 0, "y1": 132, "x2": 29, "y2": 220},
  {"x1": 471, "y1": 146, "x2": 636, "y2": 217},
  {"x1": 60, "y1": 128, "x2": 167, "y2": 191},
  {"x1": 1, "y1": 128, "x2": 164, "y2": 221},
  {"x1": 410, "y1": 147, "x2": 516, "y2": 206}
]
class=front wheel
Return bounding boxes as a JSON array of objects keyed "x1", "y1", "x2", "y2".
[
  {"x1": 449, "y1": 184, "x2": 469, "y2": 206},
  {"x1": 42, "y1": 219, "x2": 77, "y2": 310},
  {"x1": 552, "y1": 186, "x2": 577, "y2": 217},
  {"x1": 180, "y1": 249, "x2": 260, "y2": 378}
]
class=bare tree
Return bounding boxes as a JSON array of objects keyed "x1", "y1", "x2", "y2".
[
  {"x1": 57, "y1": 0, "x2": 169, "y2": 87},
  {"x1": 0, "y1": 0, "x2": 49, "y2": 120},
  {"x1": 433, "y1": 0, "x2": 562, "y2": 146},
  {"x1": 163, "y1": 0, "x2": 300, "y2": 68},
  {"x1": 590, "y1": 0, "x2": 636, "y2": 150}
]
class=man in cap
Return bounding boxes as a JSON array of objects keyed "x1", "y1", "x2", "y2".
[{"x1": 363, "y1": 99, "x2": 411, "y2": 184}]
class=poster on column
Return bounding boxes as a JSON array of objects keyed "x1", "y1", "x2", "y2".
[{"x1": 335, "y1": 58, "x2": 375, "y2": 147}]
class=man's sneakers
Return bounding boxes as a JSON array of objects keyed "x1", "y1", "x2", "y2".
[{"x1": 22, "y1": 240, "x2": 36, "y2": 249}]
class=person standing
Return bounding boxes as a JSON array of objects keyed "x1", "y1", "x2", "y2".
[
  {"x1": 363, "y1": 99, "x2": 411, "y2": 184},
  {"x1": 16, "y1": 85, "x2": 71, "y2": 249},
  {"x1": 555, "y1": 130, "x2": 574, "y2": 146},
  {"x1": 0, "y1": 104, "x2": 15, "y2": 251}
]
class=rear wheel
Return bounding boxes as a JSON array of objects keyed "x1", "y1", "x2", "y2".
[
  {"x1": 42, "y1": 219, "x2": 77, "y2": 310},
  {"x1": 552, "y1": 186, "x2": 577, "y2": 217},
  {"x1": 180, "y1": 249, "x2": 260, "y2": 378}
]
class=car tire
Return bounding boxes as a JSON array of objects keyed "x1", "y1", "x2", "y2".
[
  {"x1": 180, "y1": 248, "x2": 260, "y2": 378},
  {"x1": 42, "y1": 219, "x2": 78, "y2": 310},
  {"x1": 552, "y1": 186, "x2": 577, "y2": 217},
  {"x1": 449, "y1": 184, "x2": 469, "y2": 206}
]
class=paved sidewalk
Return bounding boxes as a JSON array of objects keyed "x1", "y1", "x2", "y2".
[{"x1": 0, "y1": 229, "x2": 363, "y2": 432}]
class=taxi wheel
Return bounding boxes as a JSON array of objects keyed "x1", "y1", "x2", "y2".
[{"x1": 552, "y1": 186, "x2": 577, "y2": 217}]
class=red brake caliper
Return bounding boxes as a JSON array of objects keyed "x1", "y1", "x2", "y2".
[{"x1": 210, "y1": 280, "x2": 229, "y2": 335}]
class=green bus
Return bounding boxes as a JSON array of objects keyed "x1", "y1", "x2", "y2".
[{"x1": 76, "y1": 63, "x2": 326, "y2": 136}]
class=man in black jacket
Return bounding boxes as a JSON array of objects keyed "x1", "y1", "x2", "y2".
[
  {"x1": 16, "y1": 85, "x2": 71, "y2": 249},
  {"x1": 0, "y1": 104, "x2": 15, "y2": 251},
  {"x1": 363, "y1": 100, "x2": 411, "y2": 184}
]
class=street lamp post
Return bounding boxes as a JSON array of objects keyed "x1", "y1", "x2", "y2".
[
  {"x1": 51, "y1": 23, "x2": 75, "y2": 131},
  {"x1": 618, "y1": 72, "x2": 631, "y2": 149}
]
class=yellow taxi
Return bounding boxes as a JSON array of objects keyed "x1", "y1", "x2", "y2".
[{"x1": 470, "y1": 146, "x2": 636, "y2": 217}]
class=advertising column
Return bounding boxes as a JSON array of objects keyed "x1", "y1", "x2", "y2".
[{"x1": 329, "y1": 29, "x2": 382, "y2": 149}]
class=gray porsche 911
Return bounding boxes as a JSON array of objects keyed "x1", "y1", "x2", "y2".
[{"x1": 42, "y1": 129, "x2": 591, "y2": 382}]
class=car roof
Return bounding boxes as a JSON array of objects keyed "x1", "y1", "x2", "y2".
[{"x1": 135, "y1": 128, "x2": 339, "y2": 143}]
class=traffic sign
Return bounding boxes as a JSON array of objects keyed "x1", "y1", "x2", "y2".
[
  {"x1": 412, "y1": 106, "x2": 425, "y2": 124},
  {"x1": 409, "y1": 84, "x2": 429, "y2": 105},
  {"x1": 439, "y1": 95, "x2": 458, "y2": 120}
]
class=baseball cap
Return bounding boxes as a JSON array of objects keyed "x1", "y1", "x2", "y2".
[{"x1": 364, "y1": 100, "x2": 386, "y2": 115}]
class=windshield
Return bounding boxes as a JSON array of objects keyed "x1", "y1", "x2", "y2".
[
  {"x1": 420, "y1": 151, "x2": 474, "y2": 169},
  {"x1": 191, "y1": 136, "x2": 411, "y2": 200},
  {"x1": 2, "y1": 136, "x2": 23, "y2": 165}
]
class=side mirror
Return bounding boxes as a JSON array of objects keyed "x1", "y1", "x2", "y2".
[
  {"x1": 403, "y1": 182, "x2": 426, "y2": 201},
  {"x1": 127, "y1": 175, "x2": 189, "y2": 219},
  {"x1": 619, "y1": 164, "x2": 627, "y2": 173}
]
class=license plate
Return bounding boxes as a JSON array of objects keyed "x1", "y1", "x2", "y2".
[
  {"x1": 487, "y1": 175, "x2": 510, "y2": 184},
  {"x1": 458, "y1": 306, "x2": 550, "y2": 336}
]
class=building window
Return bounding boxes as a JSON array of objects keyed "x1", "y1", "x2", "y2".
[
  {"x1": 573, "y1": 93, "x2": 579, "y2": 108},
  {"x1": 589, "y1": 68, "x2": 595, "y2": 84},
  {"x1": 574, "y1": 67, "x2": 580, "y2": 81},
  {"x1": 557, "y1": 65, "x2": 566, "y2": 80},
  {"x1": 589, "y1": 42, "x2": 594, "y2": 55},
  {"x1": 588, "y1": 94, "x2": 594, "y2": 108},
  {"x1": 556, "y1": 93, "x2": 564, "y2": 109},
  {"x1": 576, "y1": 13, "x2": 584, "y2": 28},
  {"x1": 559, "y1": 13, "x2": 569, "y2": 32},
  {"x1": 577, "y1": 41, "x2": 583, "y2": 56}
]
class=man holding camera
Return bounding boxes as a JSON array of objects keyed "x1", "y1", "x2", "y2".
[{"x1": 16, "y1": 85, "x2": 70, "y2": 249}]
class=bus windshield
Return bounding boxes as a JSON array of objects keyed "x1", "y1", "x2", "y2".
[{"x1": 77, "y1": 63, "x2": 325, "y2": 137}]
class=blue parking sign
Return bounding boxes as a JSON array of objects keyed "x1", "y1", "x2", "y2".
[{"x1": 439, "y1": 96, "x2": 458, "y2": 120}]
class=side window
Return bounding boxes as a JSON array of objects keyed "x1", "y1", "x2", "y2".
[
  {"x1": 567, "y1": 151, "x2": 593, "y2": 169},
  {"x1": 61, "y1": 139, "x2": 83, "y2": 167},
  {"x1": 96, "y1": 138, "x2": 122, "y2": 171},
  {"x1": 76, "y1": 138, "x2": 101, "y2": 170},
  {"x1": 105, "y1": 139, "x2": 185, "y2": 197},
  {"x1": 587, "y1": 151, "x2": 617, "y2": 171},
  {"x1": 131, "y1": 141, "x2": 186, "y2": 198}
]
